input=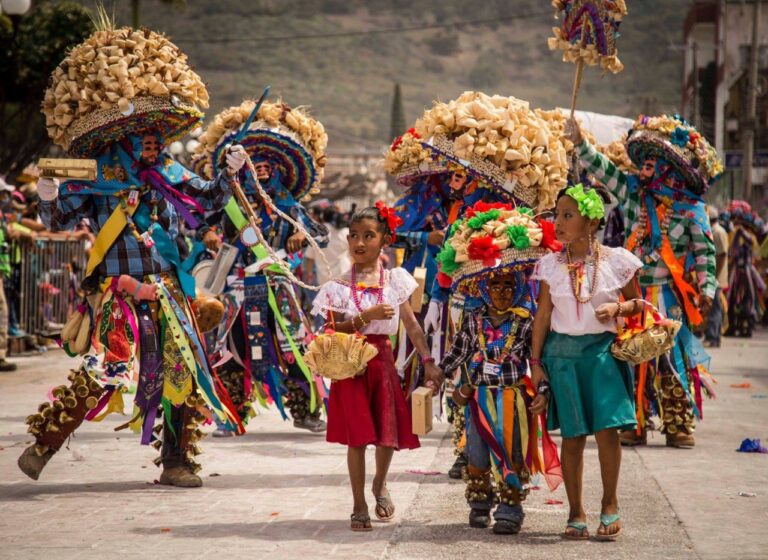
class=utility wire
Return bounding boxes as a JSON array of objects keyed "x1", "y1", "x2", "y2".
[{"x1": 174, "y1": 11, "x2": 552, "y2": 44}]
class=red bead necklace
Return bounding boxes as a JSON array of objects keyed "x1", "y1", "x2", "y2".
[{"x1": 350, "y1": 263, "x2": 384, "y2": 313}]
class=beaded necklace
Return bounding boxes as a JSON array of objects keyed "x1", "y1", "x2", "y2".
[
  {"x1": 350, "y1": 264, "x2": 384, "y2": 313},
  {"x1": 476, "y1": 314, "x2": 520, "y2": 363},
  {"x1": 565, "y1": 239, "x2": 602, "y2": 304},
  {"x1": 634, "y1": 200, "x2": 673, "y2": 263}
]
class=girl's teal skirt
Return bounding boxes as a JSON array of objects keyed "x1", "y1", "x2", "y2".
[{"x1": 542, "y1": 331, "x2": 636, "y2": 438}]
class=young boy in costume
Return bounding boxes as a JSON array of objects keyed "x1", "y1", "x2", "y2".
[{"x1": 438, "y1": 201, "x2": 562, "y2": 535}]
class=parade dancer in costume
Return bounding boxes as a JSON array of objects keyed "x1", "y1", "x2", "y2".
[
  {"x1": 412, "y1": 93, "x2": 570, "y2": 479},
  {"x1": 18, "y1": 24, "x2": 243, "y2": 487},
  {"x1": 723, "y1": 201, "x2": 765, "y2": 338},
  {"x1": 531, "y1": 184, "x2": 642, "y2": 541},
  {"x1": 193, "y1": 99, "x2": 329, "y2": 433},
  {"x1": 385, "y1": 128, "x2": 483, "y2": 478},
  {"x1": 569, "y1": 114, "x2": 720, "y2": 448},
  {"x1": 438, "y1": 202, "x2": 562, "y2": 535},
  {"x1": 311, "y1": 204, "x2": 442, "y2": 532}
]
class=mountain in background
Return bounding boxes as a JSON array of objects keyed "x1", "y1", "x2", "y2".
[{"x1": 83, "y1": 0, "x2": 693, "y2": 150}]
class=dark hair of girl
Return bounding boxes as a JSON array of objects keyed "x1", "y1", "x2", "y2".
[
  {"x1": 556, "y1": 184, "x2": 612, "y2": 230},
  {"x1": 349, "y1": 206, "x2": 392, "y2": 240}
]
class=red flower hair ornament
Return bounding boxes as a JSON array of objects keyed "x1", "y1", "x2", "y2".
[{"x1": 375, "y1": 200, "x2": 404, "y2": 243}]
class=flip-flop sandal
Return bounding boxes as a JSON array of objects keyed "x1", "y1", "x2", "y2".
[
  {"x1": 374, "y1": 488, "x2": 395, "y2": 522},
  {"x1": 350, "y1": 512, "x2": 373, "y2": 532},
  {"x1": 563, "y1": 521, "x2": 589, "y2": 540},
  {"x1": 594, "y1": 513, "x2": 621, "y2": 541}
]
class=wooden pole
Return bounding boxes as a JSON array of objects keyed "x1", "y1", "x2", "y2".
[{"x1": 569, "y1": 59, "x2": 585, "y2": 118}]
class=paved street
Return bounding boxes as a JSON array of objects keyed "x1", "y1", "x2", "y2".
[{"x1": 0, "y1": 332, "x2": 766, "y2": 560}]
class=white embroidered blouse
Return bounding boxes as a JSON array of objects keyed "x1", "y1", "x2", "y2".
[
  {"x1": 532, "y1": 247, "x2": 643, "y2": 336},
  {"x1": 311, "y1": 267, "x2": 417, "y2": 336}
]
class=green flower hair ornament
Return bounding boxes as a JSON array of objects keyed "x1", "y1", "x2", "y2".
[
  {"x1": 506, "y1": 224, "x2": 531, "y2": 249},
  {"x1": 565, "y1": 183, "x2": 605, "y2": 220}
]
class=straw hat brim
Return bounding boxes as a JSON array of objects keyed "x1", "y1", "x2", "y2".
[
  {"x1": 453, "y1": 246, "x2": 546, "y2": 296},
  {"x1": 66, "y1": 95, "x2": 203, "y2": 158}
]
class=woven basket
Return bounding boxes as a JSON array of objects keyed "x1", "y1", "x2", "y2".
[
  {"x1": 610, "y1": 302, "x2": 682, "y2": 365},
  {"x1": 303, "y1": 330, "x2": 379, "y2": 381}
]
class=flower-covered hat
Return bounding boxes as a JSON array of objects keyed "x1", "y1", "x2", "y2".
[
  {"x1": 384, "y1": 128, "x2": 446, "y2": 187},
  {"x1": 414, "y1": 92, "x2": 569, "y2": 212},
  {"x1": 43, "y1": 26, "x2": 209, "y2": 157},
  {"x1": 194, "y1": 99, "x2": 327, "y2": 200},
  {"x1": 726, "y1": 200, "x2": 763, "y2": 234},
  {"x1": 436, "y1": 201, "x2": 561, "y2": 296},
  {"x1": 626, "y1": 114, "x2": 723, "y2": 195}
]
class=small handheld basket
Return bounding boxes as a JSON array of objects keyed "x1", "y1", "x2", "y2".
[
  {"x1": 302, "y1": 313, "x2": 379, "y2": 380},
  {"x1": 610, "y1": 301, "x2": 682, "y2": 365}
]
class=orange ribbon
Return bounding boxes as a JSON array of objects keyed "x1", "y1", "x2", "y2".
[{"x1": 626, "y1": 203, "x2": 703, "y2": 326}]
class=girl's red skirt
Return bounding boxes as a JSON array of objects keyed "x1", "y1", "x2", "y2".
[{"x1": 326, "y1": 334, "x2": 420, "y2": 450}]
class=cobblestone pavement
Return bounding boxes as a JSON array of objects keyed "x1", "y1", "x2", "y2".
[{"x1": 0, "y1": 331, "x2": 766, "y2": 559}]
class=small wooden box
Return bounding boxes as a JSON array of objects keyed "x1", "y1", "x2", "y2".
[
  {"x1": 411, "y1": 386, "x2": 433, "y2": 436},
  {"x1": 38, "y1": 158, "x2": 97, "y2": 181},
  {"x1": 410, "y1": 266, "x2": 427, "y2": 313}
]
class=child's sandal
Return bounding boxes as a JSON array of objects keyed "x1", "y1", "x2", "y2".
[
  {"x1": 350, "y1": 512, "x2": 373, "y2": 532},
  {"x1": 594, "y1": 513, "x2": 621, "y2": 541},
  {"x1": 374, "y1": 487, "x2": 395, "y2": 522},
  {"x1": 563, "y1": 521, "x2": 589, "y2": 540}
]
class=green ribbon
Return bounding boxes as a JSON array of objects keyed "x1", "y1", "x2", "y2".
[
  {"x1": 267, "y1": 280, "x2": 318, "y2": 412},
  {"x1": 565, "y1": 183, "x2": 605, "y2": 220},
  {"x1": 224, "y1": 198, "x2": 318, "y2": 411}
]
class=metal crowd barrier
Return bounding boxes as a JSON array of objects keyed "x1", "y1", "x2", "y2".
[{"x1": 11, "y1": 237, "x2": 87, "y2": 337}]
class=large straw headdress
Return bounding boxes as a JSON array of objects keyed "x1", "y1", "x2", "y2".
[
  {"x1": 193, "y1": 99, "x2": 328, "y2": 200},
  {"x1": 414, "y1": 92, "x2": 568, "y2": 212},
  {"x1": 43, "y1": 25, "x2": 209, "y2": 157},
  {"x1": 626, "y1": 114, "x2": 723, "y2": 195}
]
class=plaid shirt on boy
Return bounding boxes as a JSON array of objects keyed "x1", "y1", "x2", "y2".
[
  {"x1": 577, "y1": 140, "x2": 717, "y2": 299},
  {"x1": 440, "y1": 309, "x2": 532, "y2": 387}
]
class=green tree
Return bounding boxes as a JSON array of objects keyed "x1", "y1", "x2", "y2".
[
  {"x1": 0, "y1": 2, "x2": 93, "y2": 179},
  {"x1": 389, "y1": 83, "x2": 406, "y2": 143}
]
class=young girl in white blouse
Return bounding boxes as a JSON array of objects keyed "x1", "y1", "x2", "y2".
[
  {"x1": 312, "y1": 203, "x2": 442, "y2": 532},
  {"x1": 530, "y1": 184, "x2": 642, "y2": 541}
]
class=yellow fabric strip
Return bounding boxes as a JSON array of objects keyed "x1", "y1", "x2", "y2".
[
  {"x1": 86, "y1": 201, "x2": 139, "y2": 277},
  {"x1": 157, "y1": 282, "x2": 195, "y2": 406},
  {"x1": 91, "y1": 390, "x2": 126, "y2": 422},
  {"x1": 514, "y1": 387, "x2": 530, "y2": 465}
]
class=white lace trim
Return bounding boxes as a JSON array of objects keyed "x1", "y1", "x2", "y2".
[
  {"x1": 532, "y1": 247, "x2": 642, "y2": 298},
  {"x1": 311, "y1": 267, "x2": 418, "y2": 317}
]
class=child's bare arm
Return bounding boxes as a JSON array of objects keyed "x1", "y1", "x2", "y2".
[
  {"x1": 400, "y1": 300, "x2": 444, "y2": 390},
  {"x1": 329, "y1": 305, "x2": 396, "y2": 334},
  {"x1": 530, "y1": 281, "x2": 553, "y2": 386}
]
